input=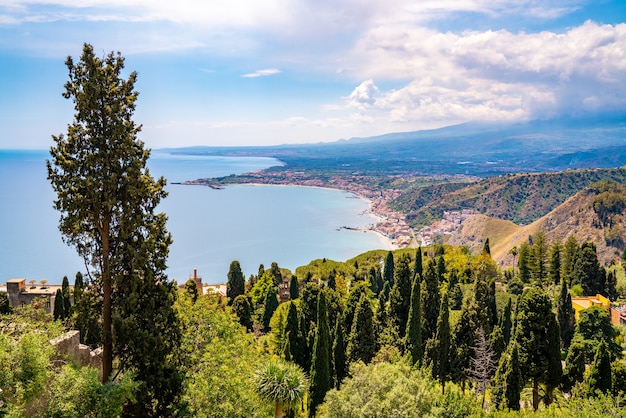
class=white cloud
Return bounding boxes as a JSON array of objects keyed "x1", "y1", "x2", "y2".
[
  {"x1": 347, "y1": 79, "x2": 379, "y2": 110},
  {"x1": 333, "y1": 20, "x2": 626, "y2": 127},
  {"x1": 241, "y1": 68, "x2": 281, "y2": 78}
]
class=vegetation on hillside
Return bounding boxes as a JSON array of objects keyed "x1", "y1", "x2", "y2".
[{"x1": 391, "y1": 168, "x2": 626, "y2": 227}]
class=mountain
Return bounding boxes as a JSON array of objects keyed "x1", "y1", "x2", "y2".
[
  {"x1": 447, "y1": 182, "x2": 626, "y2": 267},
  {"x1": 168, "y1": 115, "x2": 626, "y2": 177}
]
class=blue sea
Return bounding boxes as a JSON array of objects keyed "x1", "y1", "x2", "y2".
[{"x1": 0, "y1": 149, "x2": 389, "y2": 284}]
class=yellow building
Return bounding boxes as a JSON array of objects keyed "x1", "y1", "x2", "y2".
[{"x1": 571, "y1": 294, "x2": 611, "y2": 321}]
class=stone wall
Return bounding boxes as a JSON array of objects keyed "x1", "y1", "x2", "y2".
[{"x1": 50, "y1": 330, "x2": 103, "y2": 381}]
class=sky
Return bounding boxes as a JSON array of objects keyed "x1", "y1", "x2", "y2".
[{"x1": 0, "y1": 1, "x2": 625, "y2": 149}]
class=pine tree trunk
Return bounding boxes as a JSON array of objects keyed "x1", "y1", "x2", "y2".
[{"x1": 532, "y1": 379, "x2": 539, "y2": 411}]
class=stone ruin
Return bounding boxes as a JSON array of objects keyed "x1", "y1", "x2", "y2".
[{"x1": 50, "y1": 330, "x2": 103, "y2": 382}]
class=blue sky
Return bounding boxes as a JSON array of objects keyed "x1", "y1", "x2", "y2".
[{"x1": 1, "y1": 1, "x2": 625, "y2": 149}]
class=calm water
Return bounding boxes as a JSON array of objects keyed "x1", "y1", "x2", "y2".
[{"x1": 0, "y1": 150, "x2": 388, "y2": 284}]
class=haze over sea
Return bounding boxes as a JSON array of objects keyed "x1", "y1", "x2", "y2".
[{"x1": 0, "y1": 149, "x2": 389, "y2": 285}]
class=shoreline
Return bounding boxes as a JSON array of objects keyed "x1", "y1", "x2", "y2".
[{"x1": 178, "y1": 180, "x2": 402, "y2": 250}]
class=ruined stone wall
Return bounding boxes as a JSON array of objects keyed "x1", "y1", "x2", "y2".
[{"x1": 50, "y1": 330, "x2": 103, "y2": 381}]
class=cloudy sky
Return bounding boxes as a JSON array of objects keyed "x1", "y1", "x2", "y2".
[{"x1": 1, "y1": 0, "x2": 625, "y2": 149}]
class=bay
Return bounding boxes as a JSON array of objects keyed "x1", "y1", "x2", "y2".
[{"x1": 0, "y1": 149, "x2": 389, "y2": 284}]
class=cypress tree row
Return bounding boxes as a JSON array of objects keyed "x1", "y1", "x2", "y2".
[
  {"x1": 309, "y1": 291, "x2": 332, "y2": 417},
  {"x1": 405, "y1": 272, "x2": 422, "y2": 366}
]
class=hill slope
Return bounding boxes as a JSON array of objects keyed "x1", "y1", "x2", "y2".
[
  {"x1": 447, "y1": 182, "x2": 626, "y2": 267},
  {"x1": 392, "y1": 167, "x2": 626, "y2": 227}
]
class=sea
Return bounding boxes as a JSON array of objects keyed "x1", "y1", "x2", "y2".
[{"x1": 0, "y1": 149, "x2": 390, "y2": 285}]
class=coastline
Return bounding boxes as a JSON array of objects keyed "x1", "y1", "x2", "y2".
[{"x1": 180, "y1": 180, "x2": 404, "y2": 251}]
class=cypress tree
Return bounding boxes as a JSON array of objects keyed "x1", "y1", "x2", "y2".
[
  {"x1": 232, "y1": 294, "x2": 253, "y2": 332},
  {"x1": 433, "y1": 292, "x2": 451, "y2": 393},
  {"x1": 270, "y1": 262, "x2": 282, "y2": 287},
  {"x1": 405, "y1": 272, "x2": 422, "y2": 366},
  {"x1": 309, "y1": 291, "x2": 332, "y2": 417},
  {"x1": 451, "y1": 300, "x2": 479, "y2": 392},
  {"x1": 563, "y1": 340, "x2": 586, "y2": 392},
  {"x1": 588, "y1": 340, "x2": 612, "y2": 395},
  {"x1": 227, "y1": 260, "x2": 246, "y2": 305},
  {"x1": 53, "y1": 288, "x2": 65, "y2": 321},
  {"x1": 333, "y1": 317, "x2": 346, "y2": 389},
  {"x1": 327, "y1": 269, "x2": 336, "y2": 290},
  {"x1": 572, "y1": 242, "x2": 603, "y2": 296},
  {"x1": 184, "y1": 277, "x2": 199, "y2": 303},
  {"x1": 285, "y1": 301, "x2": 307, "y2": 370},
  {"x1": 499, "y1": 297, "x2": 513, "y2": 344},
  {"x1": 413, "y1": 246, "x2": 423, "y2": 278},
  {"x1": 514, "y1": 287, "x2": 562, "y2": 410},
  {"x1": 436, "y1": 255, "x2": 446, "y2": 282},
  {"x1": 548, "y1": 242, "x2": 561, "y2": 286},
  {"x1": 61, "y1": 275, "x2": 72, "y2": 317},
  {"x1": 518, "y1": 243, "x2": 531, "y2": 283},
  {"x1": 493, "y1": 342, "x2": 522, "y2": 411},
  {"x1": 562, "y1": 236, "x2": 579, "y2": 285},
  {"x1": 289, "y1": 275, "x2": 299, "y2": 300},
  {"x1": 490, "y1": 324, "x2": 506, "y2": 366},
  {"x1": 557, "y1": 277, "x2": 575, "y2": 349},
  {"x1": 367, "y1": 267, "x2": 378, "y2": 294},
  {"x1": 374, "y1": 283, "x2": 390, "y2": 349},
  {"x1": 421, "y1": 259, "x2": 440, "y2": 342},
  {"x1": 343, "y1": 281, "x2": 370, "y2": 338},
  {"x1": 383, "y1": 251, "x2": 394, "y2": 286},
  {"x1": 262, "y1": 290, "x2": 279, "y2": 333},
  {"x1": 482, "y1": 238, "x2": 491, "y2": 256},
  {"x1": 346, "y1": 293, "x2": 376, "y2": 365},
  {"x1": 388, "y1": 253, "x2": 412, "y2": 339},
  {"x1": 531, "y1": 231, "x2": 548, "y2": 284},
  {"x1": 447, "y1": 269, "x2": 463, "y2": 310}
]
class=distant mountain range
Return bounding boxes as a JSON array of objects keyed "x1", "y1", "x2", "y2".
[{"x1": 169, "y1": 115, "x2": 626, "y2": 176}]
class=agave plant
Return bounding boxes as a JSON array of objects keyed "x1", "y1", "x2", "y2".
[{"x1": 253, "y1": 359, "x2": 308, "y2": 418}]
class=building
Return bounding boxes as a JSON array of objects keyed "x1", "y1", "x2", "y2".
[
  {"x1": 571, "y1": 293, "x2": 625, "y2": 326},
  {"x1": 6, "y1": 278, "x2": 61, "y2": 313}
]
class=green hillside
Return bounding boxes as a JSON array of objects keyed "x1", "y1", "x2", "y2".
[{"x1": 391, "y1": 167, "x2": 626, "y2": 227}]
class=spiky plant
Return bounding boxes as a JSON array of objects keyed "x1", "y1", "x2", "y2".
[{"x1": 254, "y1": 359, "x2": 309, "y2": 418}]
